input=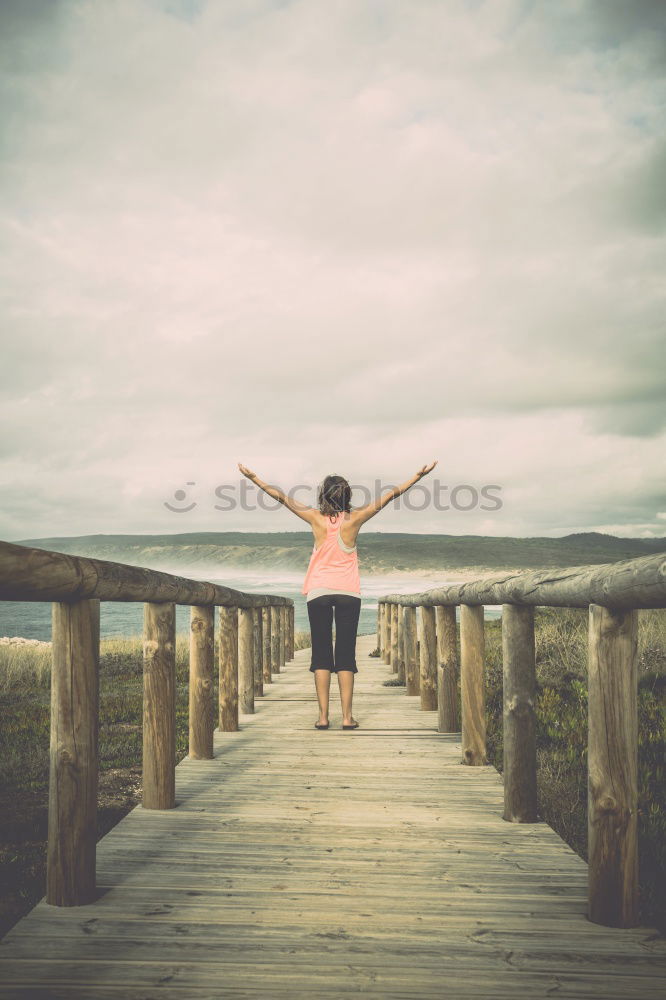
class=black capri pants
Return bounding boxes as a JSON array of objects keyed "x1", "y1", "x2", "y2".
[{"x1": 307, "y1": 594, "x2": 362, "y2": 673}]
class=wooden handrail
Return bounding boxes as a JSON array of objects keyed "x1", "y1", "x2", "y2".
[
  {"x1": 379, "y1": 552, "x2": 666, "y2": 609},
  {"x1": 0, "y1": 539, "x2": 292, "y2": 607},
  {"x1": 0, "y1": 538, "x2": 293, "y2": 909},
  {"x1": 377, "y1": 550, "x2": 663, "y2": 930}
]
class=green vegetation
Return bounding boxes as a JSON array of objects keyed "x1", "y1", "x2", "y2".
[{"x1": 483, "y1": 608, "x2": 665, "y2": 933}]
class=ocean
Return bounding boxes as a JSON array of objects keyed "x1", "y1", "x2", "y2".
[{"x1": 0, "y1": 568, "x2": 501, "y2": 641}]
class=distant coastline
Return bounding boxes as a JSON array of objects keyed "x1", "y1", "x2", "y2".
[{"x1": 10, "y1": 530, "x2": 665, "y2": 578}]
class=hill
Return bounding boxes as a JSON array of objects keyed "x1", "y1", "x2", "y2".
[{"x1": 11, "y1": 530, "x2": 666, "y2": 576}]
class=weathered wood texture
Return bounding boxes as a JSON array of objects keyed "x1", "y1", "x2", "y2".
[
  {"x1": 460, "y1": 604, "x2": 486, "y2": 766},
  {"x1": 384, "y1": 602, "x2": 392, "y2": 664},
  {"x1": 396, "y1": 605, "x2": 406, "y2": 683},
  {"x1": 390, "y1": 603, "x2": 399, "y2": 674},
  {"x1": 284, "y1": 605, "x2": 290, "y2": 662},
  {"x1": 142, "y1": 602, "x2": 176, "y2": 809},
  {"x1": 379, "y1": 602, "x2": 387, "y2": 660},
  {"x1": 261, "y1": 606, "x2": 272, "y2": 683},
  {"x1": 218, "y1": 605, "x2": 238, "y2": 732},
  {"x1": 47, "y1": 598, "x2": 100, "y2": 906},
  {"x1": 188, "y1": 605, "x2": 214, "y2": 760},
  {"x1": 289, "y1": 604, "x2": 295, "y2": 660},
  {"x1": 501, "y1": 604, "x2": 537, "y2": 822},
  {"x1": 403, "y1": 604, "x2": 419, "y2": 696},
  {"x1": 0, "y1": 539, "x2": 293, "y2": 607},
  {"x1": 270, "y1": 604, "x2": 280, "y2": 675},
  {"x1": 588, "y1": 603, "x2": 639, "y2": 928},
  {"x1": 436, "y1": 604, "x2": 459, "y2": 733},
  {"x1": 3, "y1": 634, "x2": 663, "y2": 998},
  {"x1": 418, "y1": 605, "x2": 437, "y2": 710},
  {"x1": 238, "y1": 607, "x2": 254, "y2": 715},
  {"x1": 279, "y1": 606, "x2": 287, "y2": 669},
  {"x1": 252, "y1": 606, "x2": 263, "y2": 699},
  {"x1": 380, "y1": 552, "x2": 666, "y2": 609}
]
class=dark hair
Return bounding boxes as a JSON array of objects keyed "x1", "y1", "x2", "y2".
[{"x1": 318, "y1": 474, "x2": 352, "y2": 517}]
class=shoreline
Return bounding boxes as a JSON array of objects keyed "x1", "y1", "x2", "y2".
[{"x1": 0, "y1": 567, "x2": 513, "y2": 646}]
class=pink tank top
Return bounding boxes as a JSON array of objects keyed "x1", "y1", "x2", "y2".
[{"x1": 301, "y1": 512, "x2": 361, "y2": 596}]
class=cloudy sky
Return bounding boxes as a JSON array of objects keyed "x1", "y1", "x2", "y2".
[{"x1": 1, "y1": 0, "x2": 665, "y2": 542}]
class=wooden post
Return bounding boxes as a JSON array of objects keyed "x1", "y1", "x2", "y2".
[
  {"x1": 289, "y1": 604, "x2": 295, "y2": 660},
  {"x1": 390, "y1": 604, "x2": 399, "y2": 674},
  {"x1": 396, "y1": 605, "x2": 406, "y2": 683},
  {"x1": 436, "y1": 605, "x2": 459, "y2": 733},
  {"x1": 142, "y1": 601, "x2": 176, "y2": 808},
  {"x1": 501, "y1": 604, "x2": 536, "y2": 821},
  {"x1": 189, "y1": 605, "x2": 214, "y2": 760},
  {"x1": 403, "y1": 605, "x2": 419, "y2": 696},
  {"x1": 47, "y1": 598, "x2": 100, "y2": 906},
  {"x1": 283, "y1": 604, "x2": 291, "y2": 664},
  {"x1": 285, "y1": 605, "x2": 289, "y2": 665},
  {"x1": 218, "y1": 606, "x2": 238, "y2": 731},
  {"x1": 588, "y1": 603, "x2": 639, "y2": 928},
  {"x1": 460, "y1": 604, "x2": 486, "y2": 765},
  {"x1": 279, "y1": 605, "x2": 287, "y2": 669},
  {"x1": 384, "y1": 603, "x2": 392, "y2": 664},
  {"x1": 238, "y1": 606, "x2": 254, "y2": 714},
  {"x1": 378, "y1": 602, "x2": 382, "y2": 657},
  {"x1": 419, "y1": 606, "x2": 437, "y2": 710},
  {"x1": 253, "y1": 605, "x2": 263, "y2": 698},
  {"x1": 378, "y1": 602, "x2": 383, "y2": 659},
  {"x1": 271, "y1": 605, "x2": 280, "y2": 674},
  {"x1": 291, "y1": 604, "x2": 296, "y2": 660},
  {"x1": 261, "y1": 606, "x2": 272, "y2": 683},
  {"x1": 284, "y1": 604, "x2": 290, "y2": 661}
]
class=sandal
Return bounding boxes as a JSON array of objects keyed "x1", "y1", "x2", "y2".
[
  {"x1": 342, "y1": 721, "x2": 359, "y2": 730},
  {"x1": 314, "y1": 721, "x2": 329, "y2": 730}
]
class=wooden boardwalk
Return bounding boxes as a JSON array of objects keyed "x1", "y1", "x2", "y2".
[{"x1": 0, "y1": 634, "x2": 664, "y2": 998}]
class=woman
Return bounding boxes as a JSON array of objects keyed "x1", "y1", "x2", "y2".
[{"x1": 237, "y1": 461, "x2": 438, "y2": 731}]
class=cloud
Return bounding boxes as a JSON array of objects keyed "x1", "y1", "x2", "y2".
[{"x1": 1, "y1": 0, "x2": 664, "y2": 541}]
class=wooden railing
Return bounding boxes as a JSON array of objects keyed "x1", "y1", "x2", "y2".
[
  {"x1": 377, "y1": 552, "x2": 666, "y2": 930},
  {"x1": 0, "y1": 539, "x2": 294, "y2": 908}
]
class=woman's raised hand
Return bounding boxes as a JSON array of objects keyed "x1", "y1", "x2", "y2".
[
  {"x1": 238, "y1": 462, "x2": 257, "y2": 481},
  {"x1": 416, "y1": 461, "x2": 438, "y2": 480}
]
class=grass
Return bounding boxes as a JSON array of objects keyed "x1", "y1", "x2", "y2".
[
  {"x1": 0, "y1": 613, "x2": 664, "y2": 938},
  {"x1": 482, "y1": 607, "x2": 666, "y2": 933}
]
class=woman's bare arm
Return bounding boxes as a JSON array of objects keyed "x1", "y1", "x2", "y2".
[
  {"x1": 353, "y1": 462, "x2": 438, "y2": 526},
  {"x1": 238, "y1": 463, "x2": 317, "y2": 524}
]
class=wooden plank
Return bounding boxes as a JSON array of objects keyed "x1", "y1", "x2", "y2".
[{"x1": 1, "y1": 633, "x2": 664, "y2": 1000}]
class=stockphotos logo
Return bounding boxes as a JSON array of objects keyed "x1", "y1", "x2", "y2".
[{"x1": 164, "y1": 480, "x2": 503, "y2": 513}]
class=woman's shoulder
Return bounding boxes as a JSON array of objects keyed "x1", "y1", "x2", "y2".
[{"x1": 346, "y1": 507, "x2": 366, "y2": 523}]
